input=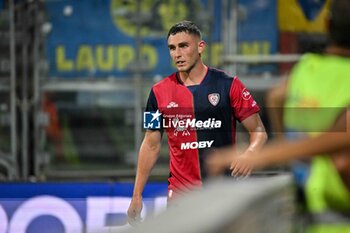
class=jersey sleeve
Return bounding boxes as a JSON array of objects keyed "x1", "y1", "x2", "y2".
[
  {"x1": 230, "y1": 77, "x2": 260, "y2": 122},
  {"x1": 145, "y1": 88, "x2": 163, "y2": 131},
  {"x1": 145, "y1": 88, "x2": 159, "y2": 112}
]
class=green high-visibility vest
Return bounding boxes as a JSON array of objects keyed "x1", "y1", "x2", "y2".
[
  {"x1": 284, "y1": 53, "x2": 350, "y2": 229},
  {"x1": 285, "y1": 53, "x2": 350, "y2": 134}
]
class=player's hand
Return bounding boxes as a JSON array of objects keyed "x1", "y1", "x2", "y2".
[
  {"x1": 230, "y1": 152, "x2": 255, "y2": 178},
  {"x1": 127, "y1": 197, "x2": 143, "y2": 226},
  {"x1": 205, "y1": 148, "x2": 235, "y2": 175}
]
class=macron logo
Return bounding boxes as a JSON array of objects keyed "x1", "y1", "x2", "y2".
[
  {"x1": 167, "y1": 102, "x2": 178, "y2": 108},
  {"x1": 180, "y1": 140, "x2": 214, "y2": 150}
]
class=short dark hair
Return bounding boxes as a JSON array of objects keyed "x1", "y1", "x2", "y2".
[
  {"x1": 167, "y1": 20, "x2": 202, "y2": 39},
  {"x1": 329, "y1": 0, "x2": 350, "y2": 48}
]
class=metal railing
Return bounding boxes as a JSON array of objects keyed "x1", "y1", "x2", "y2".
[
  {"x1": 0, "y1": 0, "x2": 18, "y2": 180},
  {"x1": 222, "y1": 54, "x2": 301, "y2": 64}
]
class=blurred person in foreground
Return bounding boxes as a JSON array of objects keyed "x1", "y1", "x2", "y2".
[
  {"x1": 127, "y1": 20, "x2": 267, "y2": 225},
  {"x1": 207, "y1": 110, "x2": 350, "y2": 232},
  {"x1": 207, "y1": 0, "x2": 350, "y2": 232},
  {"x1": 206, "y1": 108, "x2": 350, "y2": 181}
]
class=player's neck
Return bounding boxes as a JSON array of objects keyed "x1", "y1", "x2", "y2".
[
  {"x1": 179, "y1": 62, "x2": 208, "y2": 86},
  {"x1": 325, "y1": 45, "x2": 350, "y2": 58}
]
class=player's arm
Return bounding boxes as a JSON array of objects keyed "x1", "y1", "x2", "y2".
[
  {"x1": 249, "y1": 107, "x2": 350, "y2": 169},
  {"x1": 227, "y1": 77, "x2": 267, "y2": 177},
  {"x1": 230, "y1": 113, "x2": 268, "y2": 177},
  {"x1": 265, "y1": 78, "x2": 288, "y2": 140},
  {"x1": 206, "y1": 108, "x2": 350, "y2": 175},
  {"x1": 127, "y1": 130, "x2": 162, "y2": 225}
]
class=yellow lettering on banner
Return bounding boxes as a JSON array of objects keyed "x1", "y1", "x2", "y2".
[
  {"x1": 56, "y1": 46, "x2": 73, "y2": 71},
  {"x1": 110, "y1": 0, "x2": 194, "y2": 37},
  {"x1": 76, "y1": 45, "x2": 94, "y2": 71},
  {"x1": 240, "y1": 41, "x2": 270, "y2": 55},
  {"x1": 202, "y1": 43, "x2": 223, "y2": 67},
  {"x1": 96, "y1": 45, "x2": 114, "y2": 71},
  {"x1": 117, "y1": 46, "x2": 134, "y2": 70},
  {"x1": 55, "y1": 44, "x2": 159, "y2": 72},
  {"x1": 210, "y1": 43, "x2": 223, "y2": 67},
  {"x1": 110, "y1": 0, "x2": 153, "y2": 37},
  {"x1": 262, "y1": 41, "x2": 270, "y2": 54},
  {"x1": 158, "y1": 0, "x2": 187, "y2": 32},
  {"x1": 241, "y1": 42, "x2": 259, "y2": 55},
  {"x1": 141, "y1": 45, "x2": 157, "y2": 69}
]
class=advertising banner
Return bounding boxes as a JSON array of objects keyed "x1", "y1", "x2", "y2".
[
  {"x1": 0, "y1": 182, "x2": 167, "y2": 233},
  {"x1": 45, "y1": 0, "x2": 277, "y2": 78}
]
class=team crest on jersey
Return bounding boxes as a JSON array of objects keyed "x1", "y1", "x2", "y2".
[{"x1": 208, "y1": 93, "x2": 220, "y2": 106}]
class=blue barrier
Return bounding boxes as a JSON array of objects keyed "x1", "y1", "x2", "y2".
[{"x1": 0, "y1": 182, "x2": 167, "y2": 233}]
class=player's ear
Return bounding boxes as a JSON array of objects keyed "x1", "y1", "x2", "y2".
[{"x1": 198, "y1": 40, "x2": 206, "y2": 54}]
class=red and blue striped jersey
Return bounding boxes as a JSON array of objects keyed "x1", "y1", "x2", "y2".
[{"x1": 146, "y1": 68, "x2": 260, "y2": 193}]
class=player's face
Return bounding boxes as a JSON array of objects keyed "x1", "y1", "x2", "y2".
[{"x1": 167, "y1": 32, "x2": 205, "y2": 73}]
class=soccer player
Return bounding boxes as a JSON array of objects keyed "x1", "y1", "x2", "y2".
[{"x1": 127, "y1": 20, "x2": 267, "y2": 225}]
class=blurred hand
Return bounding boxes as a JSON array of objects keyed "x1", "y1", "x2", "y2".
[
  {"x1": 206, "y1": 148, "x2": 258, "y2": 178},
  {"x1": 230, "y1": 151, "x2": 256, "y2": 178},
  {"x1": 205, "y1": 148, "x2": 235, "y2": 176},
  {"x1": 127, "y1": 197, "x2": 143, "y2": 226}
]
